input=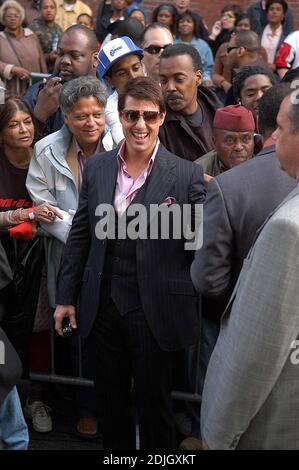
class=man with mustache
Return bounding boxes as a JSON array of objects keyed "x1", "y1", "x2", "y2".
[
  {"x1": 23, "y1": 24, "x2": 98, "y2": 139},
  {"x1": 158, "y1": 44, "x2": 221, "y2": 162}
]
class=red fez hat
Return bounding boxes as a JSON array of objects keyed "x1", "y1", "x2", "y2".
[{"x1": 213, "y1": 105, "x2": 255, "y2": 132}]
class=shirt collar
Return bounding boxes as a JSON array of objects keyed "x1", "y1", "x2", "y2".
[
  {"x1": 74, "y1": 137, "x2": 103, "y2": 159},
  {"x1": 117, "y1": 138, "x2": 160, "y2": 174}
]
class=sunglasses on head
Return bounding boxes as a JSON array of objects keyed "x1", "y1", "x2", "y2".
[
  {"x1": 143, "y1": 44, "x2": 172, "y2": 55},
  {"x1": 120, "y1": 110, "x2": 163, "y2": 123}
]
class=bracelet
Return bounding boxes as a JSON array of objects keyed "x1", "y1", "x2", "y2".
[{"x1": 28, "y1": 210, "x2": 35, "y2": 220}]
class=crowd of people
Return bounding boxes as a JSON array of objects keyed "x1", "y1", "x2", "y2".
[{"x1": 1, "y1": 0, "x2": 299, "y2": 452}]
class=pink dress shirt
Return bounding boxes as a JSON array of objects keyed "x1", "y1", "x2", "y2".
[{"x1": 114, "y1": 139, "x2": 160, "y2": 216}]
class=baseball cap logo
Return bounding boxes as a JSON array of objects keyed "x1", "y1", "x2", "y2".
[{"x1": 110, "y1": 45, "x2": 123, "y2": 57}]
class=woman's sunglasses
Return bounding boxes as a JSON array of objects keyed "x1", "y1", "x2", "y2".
[{"x1": 120, "y1": 110, "x2": 163, "y2": 123}]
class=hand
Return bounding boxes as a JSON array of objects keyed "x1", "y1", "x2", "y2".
[
  {"x1": 21, "y1": 203, "x2": 62, "y2": 223},
  {"x1": 11, "y1": 66, "x2": 30, "y2": 81},
  {"x1": 49, "y1": 50, "x2": 58, "y2": 62},
  {"x1": 203, "y1": 80, "x2": 213, "y2": 88},
  {"x1": 54, "y1": 305, "x2": 77, "y2": 337},
  {"x1": 33, "y1": 203, "x2": 63, "y2": 223},
  {"x1": 204, "y1": 173, "x2": 213, "y2": 187},
  {"x1": 210, "y1": 20, "x2": 222, "y2": 40},
  {"x1": 34, "y1": 76, "x2": 62, "y2": 122}
]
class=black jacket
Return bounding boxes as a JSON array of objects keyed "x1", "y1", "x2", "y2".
[{"x1": 159, "y1": 86, "x2": 221, "y2": 162}]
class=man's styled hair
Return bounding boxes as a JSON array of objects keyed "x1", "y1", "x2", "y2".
[
  {"x1": 118, "y1": 76, "x2": 166, "y2": 113},
  {"x1": 63, "y1": 24, "x2": 99, "y2": 52},
  {"x1": 141, "y1": 22, "x2": 172, "y2": 45},
  {"x1": 234, "y1": 30, "x2": 261, "y2": 54},
  {"x1": 60, "y1": 76, "x2": 108, "y2": 113},
  {"x1": 233, "y1": 65, "x2": 276, "y2": 101},
  {"x1": 258, "y1": 83, "x2": 292, "y2": 137},
  {"x1": 160, "y1": 43, "x2": 202, "y2": 72}
]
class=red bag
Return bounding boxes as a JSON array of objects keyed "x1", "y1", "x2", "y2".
[{"x1": 8, "y1": 222, "x2": 33, "y2": 241}]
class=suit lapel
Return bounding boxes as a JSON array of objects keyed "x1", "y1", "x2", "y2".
[
  {"x1": 96, "y1": 152, "x2": 118, "y2": 206},
  {"x1": 142, "y1": 145, "x2": 177, "y2": 209}
]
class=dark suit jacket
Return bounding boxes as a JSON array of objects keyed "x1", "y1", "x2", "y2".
[
  {"x1": 191, "y1": 146, "x2": 296, "y2": 315},
  {"x1": 0, "y1": 240, "x2": 12, "y2": 291},
  {"x1": 56, "y1": 144, "x2": 205, "y2": 351}
]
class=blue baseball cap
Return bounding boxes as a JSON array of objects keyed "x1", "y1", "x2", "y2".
[{"x1": 98, "y1": 36, "x2": 144, "y2": 78}]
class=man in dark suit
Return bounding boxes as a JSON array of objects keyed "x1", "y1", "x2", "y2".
[
  {"x1": 54, "y1": 76, "x2": 205, "y2": 450},
  {"x1": 179, "y1": 83, "x2": 296, "y2": 450}
]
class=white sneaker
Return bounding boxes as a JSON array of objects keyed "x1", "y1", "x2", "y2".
[{"x1": 24, "y1": 400, "x2": 52, "y2": 433}]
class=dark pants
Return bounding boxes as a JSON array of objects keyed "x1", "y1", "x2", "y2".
[{"x1": 90, "y1": 300, "x2": 176, "y2": 450}]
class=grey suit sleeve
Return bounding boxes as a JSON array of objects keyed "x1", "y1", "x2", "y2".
[
  {"x1": 191, "y1": 177, "x2": 233, "y2": 296},
  {"x1": 201, "y1": 216, "x2": 299, "y2": 449}
]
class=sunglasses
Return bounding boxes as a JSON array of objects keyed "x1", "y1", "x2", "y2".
[
  {"x1": 120, "y1": 110, "x2": 163, "y2": 123},
  {"x1": 143, "y1": 44, "x2": 172, "y2": 55}
]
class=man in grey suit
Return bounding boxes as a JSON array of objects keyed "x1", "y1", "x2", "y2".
[
  {"x1": 199, "y1": 89, "x2": 299, "y2": 449},
  {"x1": 180, "y1": 83, "x2": 296, "y2": 450}
]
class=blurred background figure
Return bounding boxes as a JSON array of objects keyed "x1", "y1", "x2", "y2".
[
  {"x1": 261, "y1": 0, "x2": 288, "y2": 72},
  {"x1": 0, "y1": 0, "x2": 47, "y2": 93},
  {"x1": 175, "y1": 11, "x2": 214, "y2": 87},
  {"x1": 29, "y1": 0, "x2": 62, "y2": 73},
  {"x1": 24, "y1": 0, "x2": 41, "y2": 26},
  {"x1": 151, "y1": 3, "x2": 177, "y2": 35},
  {"x1": 55, "y1": 0, "x2": 92, "y2": 31},
  {"x1": 247, "y1": 0, "x2": 293, "y2": 37},
  {"x1": 127, "y1": 5, "x2": 146, "y2": 27},
  {"x1": 208, "y1": 3, "x2": 243, "y2": 57},
  {"x1": 96, "y1": 0, "x2": 127, "y2": 43},
  {"x1": 142, "y1": 23, "x2": 173, "y2": 82}
]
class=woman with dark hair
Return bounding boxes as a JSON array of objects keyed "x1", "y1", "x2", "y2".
[
  {"x1": 128, "y1": 5, "x2": 146, "y2": 27},
  {"x1": 151, "y1": 3, "x2": 177, "y2": 35},
  {"x1": 261, "y1": 0, "x2": 288, "y2": 71},
  {"x1": 208, "y1": 4, "x2": 243, "y2": 57},
  {"x1": 0, "y1": 96, "x2": 60, "y2": 435},
  {"x1": 175, "y1": 11, "x2": 214, "y2": 86}
]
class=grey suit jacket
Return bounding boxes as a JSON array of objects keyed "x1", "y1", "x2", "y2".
[
  {"x1": 191, "y1": 147, "x2": 296, "y2": 308},
  {"x1": 201, "y1": 186, "x2": 299, "y2": 449}
]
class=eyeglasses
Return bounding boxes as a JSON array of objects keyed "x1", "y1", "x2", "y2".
[
  {"x1": 120, "y1": 110, "x2": 162, "y2": 123},
  {"x1": 5, "y1": 14, "x2": 21, "y2": 19},
  {"x1": 226, "y1": 45, "x2": 239, "y2": 54},
  {"x1": 143, "y1": 44, "x2": 172, "y2": 55}
]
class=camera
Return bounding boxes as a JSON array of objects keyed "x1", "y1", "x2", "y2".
[{"x1": 62, "y1": 318, "x2": 73, "y2": 337}]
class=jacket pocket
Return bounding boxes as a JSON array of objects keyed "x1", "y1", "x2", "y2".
[{"x1": 168, "y1": 279, "x2": 196, "y2": 296}]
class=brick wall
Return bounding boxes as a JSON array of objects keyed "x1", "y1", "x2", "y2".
[
  {"x1": 83, "y1": 0, "x2": 299, "y2": 31},
  {"x1": 17, "y1": 0, "x2": 299, "y2": 30}
]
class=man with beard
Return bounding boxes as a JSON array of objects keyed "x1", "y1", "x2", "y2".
[
  {"x1": 158, "y1": 44, "x2": 221, "y2": 161},
  {"x1": 23, "y1": 24, "x2": 98, "y2": 139}
]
